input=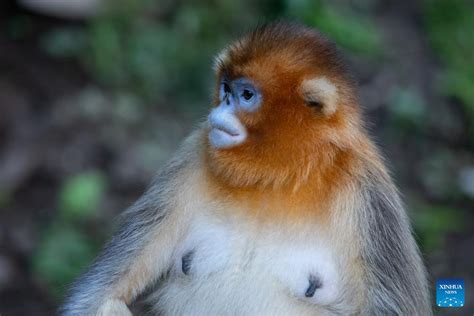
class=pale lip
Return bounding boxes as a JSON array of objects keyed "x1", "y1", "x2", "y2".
[
  {"x1": 211, "y1": 119, "x2": 239, "y2": 135},
  {"x1": 207, "y1": 107, "x2": 248, "y2": 149},
  {"x1": 208, "y1": 124, "x2": 247, "y2": 149}
]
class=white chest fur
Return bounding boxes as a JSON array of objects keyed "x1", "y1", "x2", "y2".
[{"x1": 153, "y1": 214, "x2": 345, "y2": 315}]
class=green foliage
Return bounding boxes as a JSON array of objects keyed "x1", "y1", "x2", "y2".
[
  {"x1": 59, "y1": 171, "x2": 107, "y2": 221},
  {"x1": 423, "y1": 0, "x2": 474, "y2": 141},
  {"x1": 41, "y1": 0, "x2": 274, "y2": 107},
  {"x1": 39, "y1": 0, "x2": 382, "y2": 108},
  {"x1": 388, "y1": 86, "x2": 427, "y2": 132},
  {"x1": 412, "y1": 203, "x2": 466, "y2": 252},
  {"x1": 33, "y1": 171, "x2": 107, "y2": 299},
  {"x1": 40, "y1": 28, "x2": 86, "y2": 58},
  {"x1": 32, "y1": 223, "x2": 99, "y2": 299},
  {"x1": 286, "y1": 0, "x2": 382, "y2": 56}
]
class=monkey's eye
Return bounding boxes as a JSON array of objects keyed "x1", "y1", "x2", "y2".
[
  {"x1": 306, "y1": 100, "x2": 323, "y2": 110},
  {"x1": 306, "y1": 100, "x2": 322, "y2": 108},
  {"x1": 226, "y1": 78, "x2": 261, "y2": 112},
  {"x1": 242, "y1": 89, "x2": 254, "y2": 101}
]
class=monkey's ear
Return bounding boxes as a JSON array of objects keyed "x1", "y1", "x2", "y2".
[{"x1": 300, "y1": 78, "x2": 338, "y2": 116}]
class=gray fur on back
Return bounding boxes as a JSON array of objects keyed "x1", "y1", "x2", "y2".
[{"x1": 358, "y1": 167, "x2": 431, "y2": 315}]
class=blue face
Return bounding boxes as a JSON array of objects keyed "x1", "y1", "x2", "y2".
[
  {"x1": 207, "y1": 77, "x2": 262, "y2": 149},
  {"x1": 219, "y1": 78, "x2": 262, "y2": 113}
]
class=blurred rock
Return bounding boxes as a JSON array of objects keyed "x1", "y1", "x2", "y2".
[
  {"x1": 8, "y1": 219, "x2": 37, "y2": 255},
  {"x1": 458, "y1": 166, "x2": 474, "y2": 199},
  {"x1": 0, "y1": 255, "x2": 17, "y2": 289},
  {"x1": 419, "y1": 148, "x2": 460, "y2": 199}
]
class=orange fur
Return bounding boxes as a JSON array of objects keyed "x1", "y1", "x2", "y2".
[{"x1": 206, "y1": 22, "x2": 370, "y2": 219}]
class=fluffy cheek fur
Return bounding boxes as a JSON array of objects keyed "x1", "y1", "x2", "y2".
[
  {"x1": 206, "y1": 104, "x2": 358, "y2": 196},
  {"x1": 208, "y1": 51, "x2": 361, "y2": 191}
]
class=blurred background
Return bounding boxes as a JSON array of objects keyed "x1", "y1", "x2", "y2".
[{"x1": 0, "y1": 0, "x2": 473, "y2": 315}]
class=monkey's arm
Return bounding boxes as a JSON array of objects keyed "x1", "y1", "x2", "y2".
[{"x1": 60, "y1": 136, "x2": 199, "y2": 316}]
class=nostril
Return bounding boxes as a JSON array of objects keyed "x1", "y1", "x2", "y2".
[
  {"x1": 223, "y1": 93, "x2": 231, "y2": 105},
  {"x1": 305, "y1": 274, "x2": 322, "y2": 298}
]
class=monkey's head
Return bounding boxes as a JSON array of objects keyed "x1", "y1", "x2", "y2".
[{"x1": 206, "y1": 21, "x2": 362, "y2": 189}]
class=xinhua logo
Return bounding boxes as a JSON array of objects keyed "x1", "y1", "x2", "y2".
[{"x1": 436, "y1": 279, "x2": 464, "y2": 307}]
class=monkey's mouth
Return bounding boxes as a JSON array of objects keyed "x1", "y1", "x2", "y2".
[
  {"x1": 207, "y1": 108, "x2": 248, "y2": 149},
  {"x1": 211, "y1": 123, "x2": 240, "y2": 137},
  {"x1": 208, "y1": 123, "x2": 247, "y2": 149}
]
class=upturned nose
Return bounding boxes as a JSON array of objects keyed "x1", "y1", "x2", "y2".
[
  {"x1": 207, "y1": 105, "x2": 247, "y2": 149},
  {"x1": 223, "y1": 92, "x2": 231, "y2": 105},
  {"x1": 208, "y1": 106, "x2": 242, "y2": 137}
]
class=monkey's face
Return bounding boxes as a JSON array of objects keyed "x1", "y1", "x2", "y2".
[
  {"x1": 208, "y1": 77, "x2": 262, "y2": 149},
  {"x1": 206, "y1": 22, "x2": 360, "y2": 188}
]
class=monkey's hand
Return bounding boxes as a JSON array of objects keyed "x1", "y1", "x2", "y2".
[{"x1": 97, "y1": 299, "x2": 132, "y2": 316}]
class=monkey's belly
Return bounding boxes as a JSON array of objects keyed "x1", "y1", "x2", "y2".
[{"x1": 151, "y1": 219, "x2": 342, "y2": 315}]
